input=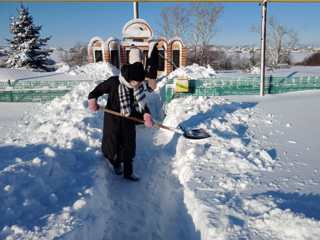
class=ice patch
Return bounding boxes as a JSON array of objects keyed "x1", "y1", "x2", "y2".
[
  {"x1": 4, "y1": 185, "x2": 13, "y2": 193},
  {"x1": 73, "y1": 199, "x2": 87, "y2": 210},
  {"x1": 32, "y1": 157, "x2": 42, "y2": 166},
  {"x1": 44, "y1": 147, "x2": 56, "y2": 157}
]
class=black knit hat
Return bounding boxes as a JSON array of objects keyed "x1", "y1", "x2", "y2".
[{"x1": 121, "y1": 62, "x2": 145, "y2": 82}]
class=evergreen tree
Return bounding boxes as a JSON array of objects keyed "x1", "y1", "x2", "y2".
[{"x1": 6, "y1": 5, "x2": 53, "y2": 71}]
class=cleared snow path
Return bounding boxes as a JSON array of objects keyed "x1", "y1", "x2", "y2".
[{"x1": 100, "y1": 127, "x2": 200, "y2": 240}]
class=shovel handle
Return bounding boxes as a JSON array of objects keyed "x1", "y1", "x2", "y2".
[
  {"x1": 100, "y1": 108, "x2": 145, "y2": 124},
  {"x1": 99, "y1": 107, "x2": 180, "y2": 134}
]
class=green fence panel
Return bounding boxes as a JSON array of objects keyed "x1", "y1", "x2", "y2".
[
  {"x1": 164, "y1": 75, "x2": 320, "y2": 103},
  {"x1": 0, "y1": 90, "x2": 70, "y2": 102},
  {"x1": 0, "y1": 79, "x2": 92, "y2": 102}
]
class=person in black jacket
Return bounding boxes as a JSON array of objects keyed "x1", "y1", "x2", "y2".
[{"x1": 88, "y1": 62, "x2": 153, "y2": 181}]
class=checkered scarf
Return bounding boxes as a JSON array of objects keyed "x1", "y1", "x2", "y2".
[{"x1": 119, "y1": 73, "x2": 146, "y2": 117}]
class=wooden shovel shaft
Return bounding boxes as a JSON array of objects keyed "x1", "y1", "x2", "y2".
[
  {"x1": 100, "y1": 108, "x2": 180, "y2": 133},
  {"x1": 101, "y1": 108, "x2": 145, "y2": 124}
]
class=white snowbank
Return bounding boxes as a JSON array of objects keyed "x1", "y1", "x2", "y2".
[
  {"x1": 0, "y1": 81, "x2": 104, "y2": 239},
  {"x1": 162, "y1": 95, "x2": 320, "y2": 240},
  {"x1": 0, "y1": 61, "x2": 120, "y2": 239},
  {"x1": 68, "y1": 62, "x2": 119, "y2": 80},
  {"x1": 0, "y1": 62, "x2": 118, "y2": 83},
  {"x1": 157, "y1": 64, "x2": 216, "y2": 89}
]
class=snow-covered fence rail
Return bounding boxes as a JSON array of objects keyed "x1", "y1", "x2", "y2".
[
  {"x1": 164, "y1": 75, "x2": 320, "y2": 102},
  {"x1": 0, "y1": 79, "x2": 91, "y2": 102}
]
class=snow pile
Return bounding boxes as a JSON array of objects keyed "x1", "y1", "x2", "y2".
[
  {"x1": 157, "y1": 64, "x2": 216, "y2": 88},
  {"x1": 0, "y1": 81, "x2": 110, "y2": 239},
  {"x1": 162, "y1": 96, "x2": 320, "y2": 240},
  {"x1": 0, "y1": 62, "x2": 118, "y2": 83},
  {"x1": 168, "y1": 63, "x2": 216, "y2": 79},
  {"x1": 54, "y1": 62, "x2": 70, "y2": 73},
  {"x1": 246, "y1": 195, "x2": 320, "y2": 240},
  {"x1": 68, "y1": 62, "x2": 119, "y2": 81}
]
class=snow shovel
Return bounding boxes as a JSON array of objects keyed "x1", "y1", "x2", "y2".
[{"x1": 99, "y1": 108, "x2": 211, "y2": 140}]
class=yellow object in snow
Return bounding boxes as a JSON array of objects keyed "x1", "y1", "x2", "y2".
[{"x1": 175, "y1": 76, "x2": 189, "y2": 93}]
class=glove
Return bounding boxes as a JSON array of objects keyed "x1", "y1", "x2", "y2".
[
  {"x1": 143, "y1": 113, "x2": 153, "y2": 128},
  {"x1": 88, "y1": 98, "x2": 99, "y2": 112}
]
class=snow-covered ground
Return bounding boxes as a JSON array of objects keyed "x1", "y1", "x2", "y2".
[
  {"x1": 0, "y1": 102, "x2": 39, "y2": 141},
  {"x1": 0, "y1": 64, "x2": 319, "y2": 240},
  {"x1": 0, "y1": 62, "x2": 119, "y2": 83},
  {"x1": 166, "y1": 91, "x2": 320, "y2": 240},
  {"x1": 217, "y1": 65, "x2": 320, "y2": 78}
]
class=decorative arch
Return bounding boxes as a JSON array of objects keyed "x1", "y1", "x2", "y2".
[
  {"x1": 122, "y1": 18, "x2": 153, "y2": 41},
  {"x1": 106, "y1": 37, "x2": 121, "y2": 68},
  {"x1": 88, "y1": 36, "x2": 106, "y2": 63},
  {"x1": 157, "y1": 38, "x2": 169, "y2": 73},
  {"x1": 169, "y1": 38, "x2": 184, "y2": 71}
]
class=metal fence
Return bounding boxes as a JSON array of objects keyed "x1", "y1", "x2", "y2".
[
  {"x1": 2, "y1": 75, "x2": 320, "y2": 103},
  {"x1": 0, "y1": 79, "x2": 91, "y2": 102},
  {"x1": 164, "y1": 75, "x2": 320, "y2": 103}
]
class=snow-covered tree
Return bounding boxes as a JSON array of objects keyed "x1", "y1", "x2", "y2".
[
  {"x1": 6, "y1": 5, "x2": 53, "y2": 71},
  {"x1": 251, "y1": 16, "x2": 299, "y2": 67},
  {"x1": 267, "y1": 17, "x2": 298, "y2": 66}
]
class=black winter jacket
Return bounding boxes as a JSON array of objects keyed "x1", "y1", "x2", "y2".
[{"x1": 88, "y1": 76, "x2": 150, "y2": 163}]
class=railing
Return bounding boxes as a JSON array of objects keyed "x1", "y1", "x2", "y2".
[
  {"x1": 0, "y1": 79, "x2": 92, "y2": 102},
  {"x1": 164, "y1": 75, "x2": 320, "y2": 102}
]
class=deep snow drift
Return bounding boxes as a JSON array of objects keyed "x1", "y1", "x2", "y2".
[{"x1": 1, "y1": 63, "x2": 320, "y2": 240}]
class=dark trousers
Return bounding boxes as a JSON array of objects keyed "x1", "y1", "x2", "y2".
[{"x1": 102, "y1": 114, "x2": 136, "y2": 177}]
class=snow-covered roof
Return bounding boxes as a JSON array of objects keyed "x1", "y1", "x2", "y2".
[
  {"x1": 122, "y1": 18, "x2": 153, "y2": 40},
  {"x1": 88, "y1": 36, "x2": 105, "y2": 48},
  {"x1": 105, "y1": 37, "x2": 120, "y2": 50},
  {"x1": 168, "y1": 37, "x2": 185, "y2": 46}
]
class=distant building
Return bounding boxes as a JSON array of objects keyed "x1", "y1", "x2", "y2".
[{"x1": 87, "y1": 17, "x2": 187, "y2": 75}]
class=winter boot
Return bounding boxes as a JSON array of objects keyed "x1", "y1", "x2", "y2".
[
  {"x1": 114, "y1": 165, "x2": 123, "y2": 175},
  {"x1": 124, "y1": 173, "x2": 140, "y2": 182}
]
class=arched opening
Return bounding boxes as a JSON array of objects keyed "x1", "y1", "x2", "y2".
[
  {"x1": 158, "y1": 47, "x2": 165, "y2": 71},
  {"x1": 157, "y1": 39, "x2": 168, "y2": 73},
  {"x1": 94, "y1": 50, "x2": 103, "y2": 62},
  {"x1": 171, "y1": 41, "x2": 182, "y2": 71},
  {"x1": 109, "y1": 40, "x2": 120, "y2": 68},
  {"x1": 172, "y1": 50, "x2": 180, "y2": 71},
  {"x1": 110, "y1": 50, "x2": 119, "y2": 68},
  {"x1": 126, "y1": 49, "x2": 130, "y2": 64},
  {"x1": 88, "y1": 37, "x2": 105, "y2": 63},
  {"x1": 143, "y1": 49, "x2": 148, "y2": 65}
]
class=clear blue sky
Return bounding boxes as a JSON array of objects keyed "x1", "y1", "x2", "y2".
[{"x1": 0, "y1": 2, "x2": 319, "y2": 49}]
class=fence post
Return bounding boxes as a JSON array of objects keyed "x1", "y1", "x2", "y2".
[{"x1": 260, "y1": 0, "x2": 268, "y2": 96}]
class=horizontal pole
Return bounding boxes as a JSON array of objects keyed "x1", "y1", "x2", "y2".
[{"x1": 1, "y1": 0, "x2": 320, "y2": 2}]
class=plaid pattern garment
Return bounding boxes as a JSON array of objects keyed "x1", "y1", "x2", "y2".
[{"x1": 118, "y1": 75, "x2": 146, "y2": 117}]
